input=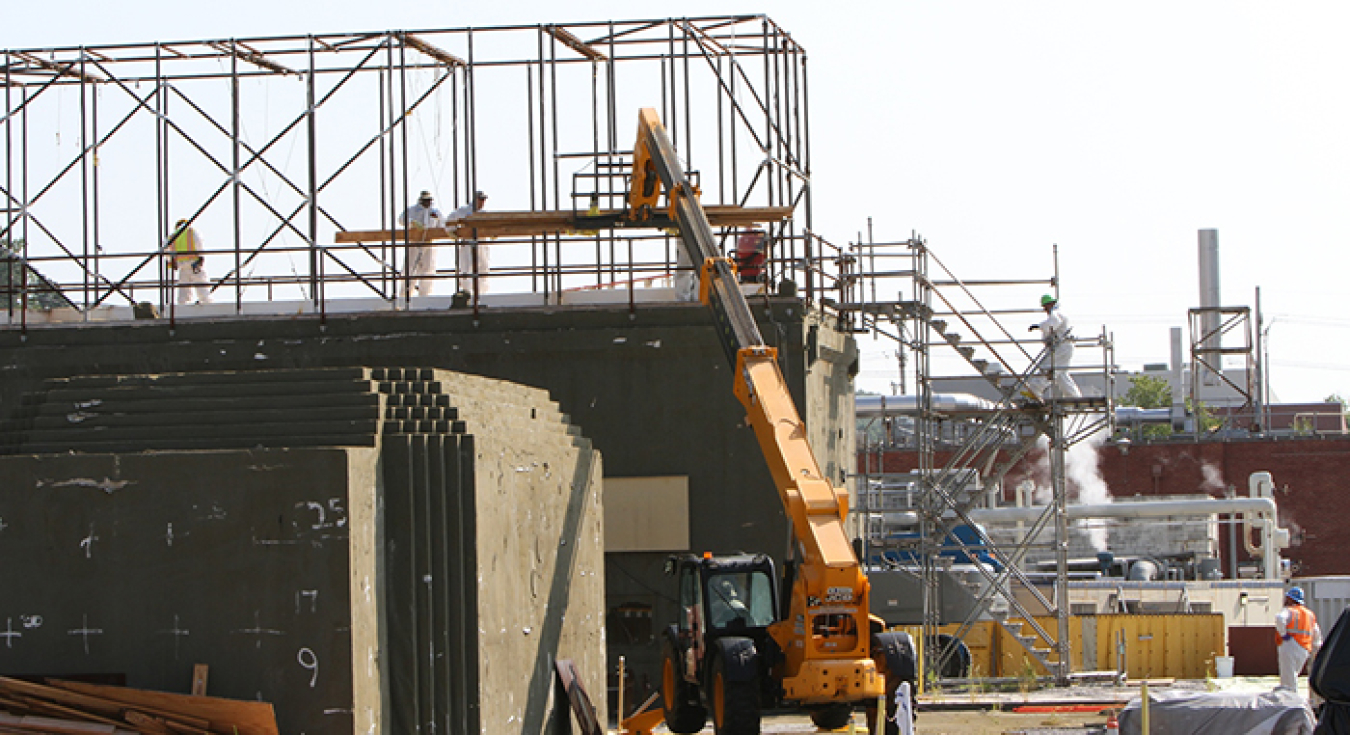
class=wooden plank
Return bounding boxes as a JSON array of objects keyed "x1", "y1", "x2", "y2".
[
  {"x1": 44, "y1": 682, "x2": 276, "y2": 735},
  {"x1": 188, "y1": 667, "x2": 207, "y2": 699},
  {"x1": 15, "y1": 697, "x2": 123, "y2": 727},
  {"x1": 123, "y1": 711, "x2": 172, "y2": 735},
  {"x1": 161, "y1": 720, "x2": 212, "y2": 735},
  {"x1": 334, "y1": 206, "x2": 793, "y2": 243},
  {"x1": 122, "y1": 710, "x2": 213, "y2": 735},
  {"x1": 0, "y1": 677, "x2": 210, "y2": 730},
  {"x1": 0, "y1": 712, "x2": 117, "y2": 734},
  {"x1": 0, "y1": 679, "x2": 122, "y2": 718}
]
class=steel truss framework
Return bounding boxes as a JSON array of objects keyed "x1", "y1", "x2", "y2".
[
  {"x1": 843, "y1": 233, "x2": 1116, "y2": 686},
  {"x1": 1, "y1": 16, "x2": 848, "y2": 325},
  {"x1": 1188, "y1": 306, "x2": 1259, "y2": 430}
]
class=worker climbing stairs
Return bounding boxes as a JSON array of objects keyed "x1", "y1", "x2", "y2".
[{"x1": 843, "y1": 234, "x2": 1116, "y2": 685}]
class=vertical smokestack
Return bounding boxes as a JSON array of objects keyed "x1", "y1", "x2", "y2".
[
  {"x1": 1171, "y1": 327, "x2": 1187, "y2": 431},
  {"x1": 1198, "y1": 229, "x2": 1221, "y2": 387}
]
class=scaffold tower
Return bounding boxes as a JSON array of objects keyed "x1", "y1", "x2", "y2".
[{"x1": 842, "y1": 226, "x2": 1116, "y2": 686}]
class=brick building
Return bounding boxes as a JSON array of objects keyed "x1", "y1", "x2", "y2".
[{"x1": 862, "y1": 435, "x2": 1350, "y2": 578}]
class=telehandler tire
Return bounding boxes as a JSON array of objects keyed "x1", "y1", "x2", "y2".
[
  {"x1": 661, "y1": 639, "x2": 707, "y2": 733},
  {"x1": 709, "y1": 653, "x2": 760, "y2": 735},
  {"x1": 808, "y1": 702, "x2": 853, "y2": 730}
]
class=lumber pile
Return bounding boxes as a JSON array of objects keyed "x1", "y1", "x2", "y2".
[{"x1": 0, "y1": 677, "x2": 277, "y2": 735}]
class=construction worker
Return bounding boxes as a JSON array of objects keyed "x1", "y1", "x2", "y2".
[
  {"x1": 398, "y1": 190, "x2": 444, "y2": 297},
  {"x1": 1027, "y1": 294, "x2": 1081, "y2": 399},
  {"x1": 709, "y1": 577, "x2": 750, "y2": 628},
  {"x1": 1276, "y1": 586, "x2": 1322, "y2": 692},
  {"x1": 449, "y1": 190, "x2": 489, "y2": 298},
  {"x1": 165, "y1": 219, "x2": 212, "y2": 305}
]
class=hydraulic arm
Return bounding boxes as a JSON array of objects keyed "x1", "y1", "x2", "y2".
[{"x1": 631, "y1": 108, "x2": 881, "y2": 703}]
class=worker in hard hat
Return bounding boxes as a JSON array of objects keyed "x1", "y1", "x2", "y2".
[
  {"x1": 1276, "y1": 586, "x2": 1322, "y2": 693},
  {"x1": 398, "y1": 190, "x2": 444, "y2": 297},
  {"x1": 448, "y1": 190, "x2": 490, "y2": 299},
  {"x1": 709, "y1": 577, "x2": 751, "y2": 628},
  {"x1": 164, "y1": 218, "x2": 212, "y2": 305},
  {"x1": 1027, "y1": 294, "x2": 1081, "y2": 399}
]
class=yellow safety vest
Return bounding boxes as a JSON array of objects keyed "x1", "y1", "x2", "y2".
[{"x1": 172, "y1": 228, "x2": 199, "y2": 264}]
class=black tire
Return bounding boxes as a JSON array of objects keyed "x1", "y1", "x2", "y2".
[
  {"x1": 662, "y1": 638, "x2": 707, "y2": 734},
  {"x1": 709, "y1": 653, "x2": 760, "y2": 735},
  {"x1": 929, "y1": 634, "x2": 972, "y2": 679},
  {"x1": 868, "y1": 631, "x2": 918, "y2": 735},
  {"x1": 808, "y1": 702, "x2": 854, "y2": 730}
]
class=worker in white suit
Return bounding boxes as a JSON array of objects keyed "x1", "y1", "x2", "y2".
[
  {"x1": 449, "y1": 190, "x2": 490, "y2": 298},
  {"x1": 165, "y1": 219, "x2": 212, "y2": 305},
  {"x1": 398, "y1": 190, "x2": 443, "y2": 297},
  {"x1": 1275, "y1": 586, "x2": 1322, "y2": 693},
  {"x1": 1027, "y1": 294, "x2": 1081, "y2": 399}
]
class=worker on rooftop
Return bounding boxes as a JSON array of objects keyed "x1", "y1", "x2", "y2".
[
  {"x1": 1027, "y1": 293, "x2": 1081, "y2": 399},
  {"x1": 164, "y1": 218, "x2": 212, "y2": 305},
  {"x1": 1276, "y1": 586, "x2": 1322, "y2": 694},
  {"x1": 398, "y1": 190, "x2": 444, "y2": 298},
  {"x1": 450, "y1": 190, "x2": 490, "y2": 299}
]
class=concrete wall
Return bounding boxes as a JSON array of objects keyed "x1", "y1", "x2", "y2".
[
  {"x1": 0, "y1": 297, "x2": 857, "y2": 715},
  {"x1": 0, "y1": 448, "x2": 370, "y2": 733},
  {"x1": 0, "y1": 367, "x2": 606, "y2": 734}
]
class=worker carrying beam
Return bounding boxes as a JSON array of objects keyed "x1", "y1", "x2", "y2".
[
  {"x1": 451, "y1": 190, "x2": 490, "y2": 298},
  {"x1": 1276, "y1": 586, "x2": 1322, "y2": 694},
  {"x1": 399, "y1": 190, "x2": 444, "y2": 297},
  {"x1": 1028, "y1": 293, "x2": 1081, "y2": 399}
]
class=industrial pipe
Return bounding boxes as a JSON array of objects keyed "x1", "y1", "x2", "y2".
[
  {"x1": 865, "y1": 497, "x2": 1288, "y2": 579},
  {"x1": 856, "y1": 393, "x2": 997, "y2": 416}
]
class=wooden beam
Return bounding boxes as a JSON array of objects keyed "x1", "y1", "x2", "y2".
[
  {"x1": 43, "y1": 681, "x2": 276, "y2": 735},
  {"x1": 398, "y1": 33, "x2": 465, "y2": 68},
  {"x1": 189, "y1": 666, "x2": 208, "y2": 698},
  {"x1": 205, "y1": 42, "x2": 295, "y2": 76},
  {"x1": 542, "y1": 26, "x2": 607, "y2": 61},
  {"x1": 334, "y1": 205, "x2": 793, "y2": 243},
  {"x1": 13, "y1": 53, "x2": 104, "y2": 84}
]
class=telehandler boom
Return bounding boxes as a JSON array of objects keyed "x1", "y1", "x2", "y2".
[{"x1": 630, "y1": 108, "x2": 916, "y2": 734}]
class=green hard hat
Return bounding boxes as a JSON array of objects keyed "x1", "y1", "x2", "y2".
[{"x1": 1040, "y1": 294, "x2": 1057, "y2": 307}]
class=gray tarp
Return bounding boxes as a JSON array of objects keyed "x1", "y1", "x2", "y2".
[{"x1": 1117, "y1": 687, "x2": 1315, "y2": 735}]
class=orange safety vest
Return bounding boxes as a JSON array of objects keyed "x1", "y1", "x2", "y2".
[{"x1": 1280, "y1": 605, "x2": 1315, "y2": 651}]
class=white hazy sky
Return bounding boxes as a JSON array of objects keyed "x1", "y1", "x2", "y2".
[{"x1": 6, "y1": 2, "x2": 1349, "y2": 403}]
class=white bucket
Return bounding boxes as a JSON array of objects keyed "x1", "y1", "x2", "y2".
[{"x1": 1215, "y1": 655, "x2": 1235, "y2": 678}]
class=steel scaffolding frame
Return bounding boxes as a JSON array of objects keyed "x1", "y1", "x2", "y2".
[
  {"x1": 844, "y1": 229, "x2": 1116, "y2": 687},
  {"x1": 1, "y1": 16, "x2": 846, "y2": 327}
]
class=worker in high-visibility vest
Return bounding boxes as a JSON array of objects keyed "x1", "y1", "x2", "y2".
[
  {"x1": 165, "y1": 219, "x2": 212, "y2": 305},
  {"x1": 1275, "y1": 586, "x2": 1322, "y2": 692}
]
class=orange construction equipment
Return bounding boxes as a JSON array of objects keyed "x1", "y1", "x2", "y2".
[{"x1": 634, "y1": 107, "x2": 917, "y2": 735}]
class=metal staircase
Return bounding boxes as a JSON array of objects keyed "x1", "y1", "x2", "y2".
[{"x1": 844, "y1": 232, "x2": 1115, "y2": 685}]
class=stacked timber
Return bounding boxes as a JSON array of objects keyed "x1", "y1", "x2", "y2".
[{"x1": 0, "y1": 677, "x2": 277, "y2": 734}]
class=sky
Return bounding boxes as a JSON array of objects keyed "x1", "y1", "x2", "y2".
[{"x1": 5, "y1": 1, "x2": 1349, "y2": 403}]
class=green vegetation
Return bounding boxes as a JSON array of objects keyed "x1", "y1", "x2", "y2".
[
  {"x1": 1326, "y1": 394, "x2": 1349, "y2": 422},
  {"x1": 1120, "y1": 374, "x2": 1173, "y2": 439}
]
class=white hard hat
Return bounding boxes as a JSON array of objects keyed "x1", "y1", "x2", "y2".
[{"x1": 419, "y1": 190, "x2": 433, "y2": 200}]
